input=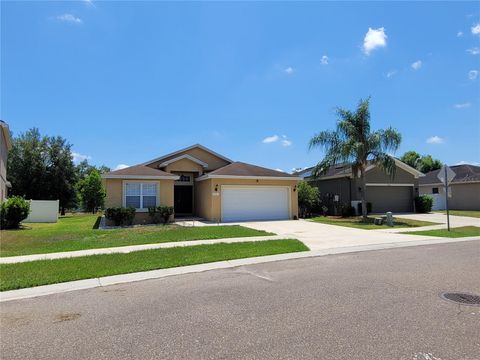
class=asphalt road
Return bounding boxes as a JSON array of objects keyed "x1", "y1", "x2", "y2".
[{"x1": 1, "y1": 240, "x2": 479, "y2": 360}]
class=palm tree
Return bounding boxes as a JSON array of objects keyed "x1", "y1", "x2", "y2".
[{"x1": 309, "y1": 98, "x2": 402, "y2": 221}]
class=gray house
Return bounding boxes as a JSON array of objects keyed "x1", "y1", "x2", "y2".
[
  {"x1": 296, "y1": 159, "x2": 424, "y2": 214},
  {"x1": 419, "y1": 164, "x2": 480, "y2": 211}
]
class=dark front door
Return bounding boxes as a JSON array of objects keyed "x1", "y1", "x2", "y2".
[{"x1": 174, "y1": 186, "x2": 193, "y2": 215}]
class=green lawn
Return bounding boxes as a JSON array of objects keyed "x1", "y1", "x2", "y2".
[
  {"x1": 404, "y1": 226, "x2": 480, "y2": 238},
  {"x1": 0, "y1": 214, "x2": 272, "y2": 257},
  {"x1": 310, "y1": 216, "x2": 439, "y2": 230},
  {"x1": 433, "y1": 210, "x2": 480, "y2": 218},
  {"x1": 0, "y1": 239, "x2": 308, "y2": 291}
]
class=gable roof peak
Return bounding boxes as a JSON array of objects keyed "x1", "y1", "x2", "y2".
[{"x1": 140, "y1": 144, "x2": 233, "y2": 166}]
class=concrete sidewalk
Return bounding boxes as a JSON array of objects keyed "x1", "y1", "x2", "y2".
[
  {"x1": 1, "y1": 236, "x2": 478, "y2": 303},
  {"x1": 0, "y1": 235, "x2": 287, "y2": 264}
]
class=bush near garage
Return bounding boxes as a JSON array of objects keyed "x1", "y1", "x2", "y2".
[
  {"x1": 298, "y1": 181, "x2": 320, "y2": 218},
  {"x1": 415, "y1": 195, "x2": 433, "y2": 213},
  {"x1": 105, "y1": 207, "x2": 136, "y2": 226},
  {"x1": 0, "y1": 196, "x2": 30, "y2": 229}
]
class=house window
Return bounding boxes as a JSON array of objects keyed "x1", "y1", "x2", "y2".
[
  {"x1": 124, "y1": 182, "x2": 158, "y2": 210},
  {"x1": 179, "y1": 175, "x2": 191, "y2": 182},
  {"x1": 432, "y1": 187, "x2": 439, "y2": 194}
]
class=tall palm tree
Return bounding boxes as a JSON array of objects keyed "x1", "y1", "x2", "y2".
[{"x1": 309, "y1": 98, "x2": 402, "y2": 220}]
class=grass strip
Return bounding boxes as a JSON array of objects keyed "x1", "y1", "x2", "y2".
[
  {"x1": 1, "y1": 214, "x2": 272, "y2": 257},
  {"x1": 310, "y1": 216, "x2": 438, "y2": 230},
  {"x1": 403, "y1": 226, "x2": 480, "y2": 238},
  {"x1": 433, "y1": 210, "x2": 480, "y2": 218},
  {"x1": 0, "y1": 240, "x2": 309, "y2": 291}
]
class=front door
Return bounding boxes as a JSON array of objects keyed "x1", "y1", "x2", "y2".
[{"x1": 174, "y1": 186, "x2": 193, "y2": 215}]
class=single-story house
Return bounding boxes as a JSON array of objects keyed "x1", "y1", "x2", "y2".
[
  {"x1": 296, "y1": 159, "x2": 424, "y2": 214},
  {"x1": 419, "y1": 164, "x2": 480, "y2": 210},
  {"x1": 102, "y1": 144, "x2": 300, "y2": 223},
  {"x1": 0, "y1": 120, "x2": 12, "y2": 203}
]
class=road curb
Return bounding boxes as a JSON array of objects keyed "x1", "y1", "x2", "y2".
[{"x1": 1, "y1": 236, "x2": 479, "y2": 303}]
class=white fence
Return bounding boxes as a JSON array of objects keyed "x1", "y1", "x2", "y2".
[
  {"x1": 24, "y1": 200, "x2": 59, "y2": 223},
  {"x1": 430, "y1": 194, "x2": 446, "y2": 211}
]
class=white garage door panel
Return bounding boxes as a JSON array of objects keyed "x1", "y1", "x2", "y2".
[{"x1": 222, "y1": 187, "x2": 289, "y2": 222}]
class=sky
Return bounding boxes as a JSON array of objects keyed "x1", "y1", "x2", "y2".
[{"x1": 1, "y1": 1, "x2": 480, "y2": 172}]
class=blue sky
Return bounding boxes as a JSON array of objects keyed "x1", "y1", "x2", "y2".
[{"x1": 2, "y1": 1, "x2": 479, "y2": 172}]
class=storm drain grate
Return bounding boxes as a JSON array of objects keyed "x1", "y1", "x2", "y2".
[{"x1": 440, "y1": 292, "x2": 480, "y2": 306}]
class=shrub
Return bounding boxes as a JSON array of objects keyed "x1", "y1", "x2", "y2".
[
  {"x1": 415, "y1": 195, "x2": 433, "y2": 213},
  {"x1": 147, "y1": 207, "x2": 161, "y2": 224},
  {"x1": 158, "y1": 206, "x2": 174, "y2": 224},
  {"x1": 341, "y1": 205, "x2": 356, "y2": 218},
  {"x1": 0, "y1": 196, "x2": 30, "y2": 229},
  {"x1": 105, "y1": 207, "x2": 135, "y2": 226},
  {"x1": 147, "y1": 206, "x2": 174, "y2": 224},
  {"x1": 298, "y1": 181, "x2": 320, "y2": 218}
]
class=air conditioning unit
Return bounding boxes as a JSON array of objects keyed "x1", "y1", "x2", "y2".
[{"x1": 351, "y1": 201, "x2": 362, "y2": 215}]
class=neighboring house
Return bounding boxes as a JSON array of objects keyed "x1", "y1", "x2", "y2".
[
  {"x1": 0, "y1": 120, "x2": 12, "y2": 203},
  {"x1": 419, "y1": 164, "x2": 480, "y2": 211},
  {"x1": 102, "y1": 144, "x2": 300, "y2": 223},
  {"x1": 296, "y1": 159, "x2": 424, "y2": 214}
]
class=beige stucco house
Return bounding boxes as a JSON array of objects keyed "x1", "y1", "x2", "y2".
[
  {"x1": 297, "y1": 159, "x2": 424, "y2": 214},
  {"x1": 102, "y1": 144, "x2": 300, "y2": 223},
  {"x1": 0, "y1": 120, "x2": 12, "y2": 203}
]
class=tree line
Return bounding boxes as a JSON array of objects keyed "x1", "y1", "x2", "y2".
[{"x1": 7, "y1": 128, "x2": 109, "y2": 215}]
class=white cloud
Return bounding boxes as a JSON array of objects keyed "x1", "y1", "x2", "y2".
[
  {"x1": 468, "y1": 70, "x2": 479, "y2": 80},
  {"x1": 386, "y1": 70, "x2": 397, "y2": 78},
  {"x1": 471, "y1": 23, "x2": 480, "y2": 35},
  {"x1": 275, "y1": 168, "x2": 284, "y2": 172},
  {"x1": 411, "y1": 60, "x2": 422, "y2": 70},
  {"x1": 284, "y1": 67, "x2": 294, "y2": 74},
  {"x1": 457, "y1": 31, "x2": 463, "y2": 37},
  {"x1": 57, "y1": 14, "x2": 82, "y2": 24},
  {"x1": 114, "y1": 164, "x2": 129, "y2": 171},
  {"x1": 262, "y1": 134, "x2": 292, "y2": 146},
  {"x1": 363, "y1": 27, "x2": 387, "y2": 55},
  {"x1": 262, "y1": 135, "x2": 280, "y2": 143},
  {"x1": 453, "y1": 102, "x2": 471, "y2": 109},
  {"x1": 456, "y1": 160, "x2": 480, "y2": 166},
  {"x1": 467, "y1": 47, "x2": 480, "y2": 55},
  {"x1": 320, "y1": 55, "x2": 329, "y2": 65},
  {"x1": 72, "y1": 152, "x2": 91, "y2": 163},
  {"x1": 426, "y1": 136, "x2": 445, "y2": 144},
  {"x1": 84, "y1": 0, "x2": 96, "y2": 7}
]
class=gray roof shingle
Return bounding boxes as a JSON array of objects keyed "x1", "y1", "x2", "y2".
[{"x1": 419, "y1": 164, "x2": 480, "y2": 185}]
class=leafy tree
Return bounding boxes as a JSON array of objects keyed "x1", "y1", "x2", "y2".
[
  {"x1": 7, "y1": 128, "x2": 77, "y2": 215},
  {"x1": 400, "y1": 151, "x2": 442, "y2": 173},
  {"x1": 78, "y1": 170, "x2": 105, "y2": 213},
  {"x1": 75, "y1": 160, "x2": 110, "y2": 181},
  {"x1": 297, "y1": 181, "x2": 320, "y2": 217},
  {"x1": 7, "y1": 128, "x2": 49, "y2": 200},
  {"x1": 309, "y1": 98, "x2": 402, "y2": 220},
  {"x1": 416, "y1": 155, "x2": 442, "y2": 173},
  {"x1": 400, "y1": 151, "x2": 421, "y2": 169},
  {"x1": 46, "y1": 136, "x2": 78, "y2": 215}
]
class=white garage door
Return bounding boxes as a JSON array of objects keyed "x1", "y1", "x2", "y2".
[{"x1": 221, "y1": 186, "x2": 290, "y2": 222}]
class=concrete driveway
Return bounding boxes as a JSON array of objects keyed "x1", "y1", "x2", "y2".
[{"x1": 240, "y1": 214, "x2": 479, "y2": 251}]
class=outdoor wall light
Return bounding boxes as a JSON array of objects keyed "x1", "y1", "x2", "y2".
[
  {"x1": 293, "y1": 185, "x2": 297, "y2": 192},
  {"x1": 214, "y1": 184, "x2": 218, "y2": 192}
]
